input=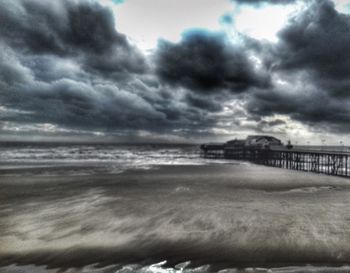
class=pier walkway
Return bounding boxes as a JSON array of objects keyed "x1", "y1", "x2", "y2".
[{"x1": 200, "y1": 145, "x2": 350, "y2": 178}]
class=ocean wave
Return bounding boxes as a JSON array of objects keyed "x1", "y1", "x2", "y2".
[
  {"x1": 0, "y1": 144, "x2": 241, "y2": 175},
  {"x1": 4, "y1": 263, "x2": 350, "y2": 273},
  {"x1": 2, "y1": 151, "x2": 350, "y2": 272}
]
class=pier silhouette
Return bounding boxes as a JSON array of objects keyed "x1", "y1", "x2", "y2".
[{"x1": 200, "y1": 136, "x2": 350, "y2": 178}]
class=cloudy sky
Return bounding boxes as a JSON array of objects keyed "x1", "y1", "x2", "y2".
[{"x1": 1, "y1": 0, "x2": 350, "y2": 144}]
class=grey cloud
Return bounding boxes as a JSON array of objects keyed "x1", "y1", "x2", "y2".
[
  {"x1": 276, "y1": 0, "x2": 350, "y2": 96},
  {"x1": 155, "y1": 30, "x2": 271, "y2": 94},
  {"x1": 2, "y1": 0, "x2": 350, "y2": 140},
  {"x1": 0, "y1": 44, "x2": 33, "y2": 86},
  {"x1": 21, "y1": 55, "x2": 86, "y2": 83},
  {"x1": 0, "y1": 0, "x2": 287, "y2": 139},
  {"x1": 185, "y1": 94, "x2": 223, "y2": 112},
  {"x1": 243, "y1": 0, "x2": 350, "y2": 133},
  {"x1": 0, "y1": 0, "x2": 147, "y2": 77},
  {"x1": 262, "y1": 119, "x2": 286, "y2": 127},
  {"x1": 0, "y1": 0, "x2": 177, "y2": 136},
  {"x1": 246, "y1": 82, "x2": 350, "y2": 133},
  {"x1": 2, "y1": 77, "x2": 166, "y2": 131},
  {"x1": 0, "y1": 42, "x2": 219, "y2": 137}
]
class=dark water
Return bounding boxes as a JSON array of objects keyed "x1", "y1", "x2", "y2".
[
  {"x1": 0, "y1": 143, "x2": 234, "y2": 176},
  {"x1": 1, "y1": 144, "x2": 350, "y2": 273}
]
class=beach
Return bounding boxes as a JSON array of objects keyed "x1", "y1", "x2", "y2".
[{"x1": 2, "y1": 162, "x2": 350, "y2": 272}]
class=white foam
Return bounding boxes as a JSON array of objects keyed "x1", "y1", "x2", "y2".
[{"x1": 0, "y1": 144, "x2": 224, "y2": 175}]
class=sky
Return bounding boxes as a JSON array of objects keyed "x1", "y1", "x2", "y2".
[{"x1": 1, "y1": 0, "x2": 350, "y2": 144}]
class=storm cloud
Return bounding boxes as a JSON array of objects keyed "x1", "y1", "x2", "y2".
[
  {"x1": 1, "y1": 0, "x2": 350, "y2": 141},
  {"x1": 0, "y1": 0, "x2": 222, "y2": 140},
  {"x1": 245, "y1": 0, "x2": 350, "y2": 133},
  {"x1": 156, "y1": 30, "x2": 270, "y2": 94},
  {"x1": 0, "y1": 0, "x2": 147, "y2": 77},
  {"x1": 276, "y1": 0, "x2": 350, "y2": 95}
]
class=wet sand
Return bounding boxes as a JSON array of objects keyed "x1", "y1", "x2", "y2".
[{"x1": 1, "y1": 164, "x2": 350, "y2": 272}]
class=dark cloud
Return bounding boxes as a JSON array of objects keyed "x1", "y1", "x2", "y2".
[
  {"x1": 246, "y1": 80, "x2": 350, "y2": 133},
  {"x1": 0, "y1": 46, "x2": 218, "y2": 139},
  {"x1": 264, "y1": 119, "x2": 286, "y2": 127},
  {"x1": 0, "y1": 0, "x2": 147, "y2": 77},
  {"x1": 155, "y1": 30, "x2": 270, "y2": 94},
  {"x1": 243, "y1": 0, "x2": 350, "y2": 133},
  {"x1": 0, "y1": 46, "x2": 32, "y2": 86},
  {"x1": 1, "y1": 0, "x2": 350, "y2": 140},
  {"x1": 276, "y1": 0, "x2": 350, "y2": 96},
  {"x1": 0, "y1": 0, "x2": 222, "y2": 139},
  {"x1": 185, "y1": 94, "x2": 223, "y2": 112},
  {"x1": 1, "y1": 72, "x2": 165, "y2": 132}
]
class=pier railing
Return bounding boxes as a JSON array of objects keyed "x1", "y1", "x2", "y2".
[{"x1": 200, "y1": 145, "x2": 350, "y2": 178}]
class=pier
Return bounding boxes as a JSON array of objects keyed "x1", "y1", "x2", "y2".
[{"x1": 200, "y1": 136, "x2": 350, "y2": 178}]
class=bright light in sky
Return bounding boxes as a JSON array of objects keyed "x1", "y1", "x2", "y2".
[
  {"x1": 334, "y1": 0, "x2": 350, "y2": 12},
  {"x1": 99, "y1": 0, "x2": 308, "y2": 51},
  {"x1": 233, "y1": 4, "x2": 300, "y2": 42},
  {"x1": 101, "y1": 0, "x2": 232, "y2": 51}
]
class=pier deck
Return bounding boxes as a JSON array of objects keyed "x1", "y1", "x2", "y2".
[{"x1": 200, "y1": 145, "x2": 350, "y2": 178}]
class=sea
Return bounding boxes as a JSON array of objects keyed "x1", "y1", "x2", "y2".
[
  {"x1": 0, "y1": 142, "x2": 221, "y2": 176},
  {"x1": 0, "y1": 143, "x2": 348, "y2": 176},
  {"x1": 1, "y1": 143, "x2": 350, "y2": 273}
]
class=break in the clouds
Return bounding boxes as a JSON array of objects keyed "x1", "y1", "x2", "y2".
[
  {"x1": 0, "y1": 0, "x2": 350, "y2": 143},
  {"x1": 231, "y1": 0, "x2": 297, "y2": 5}
]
